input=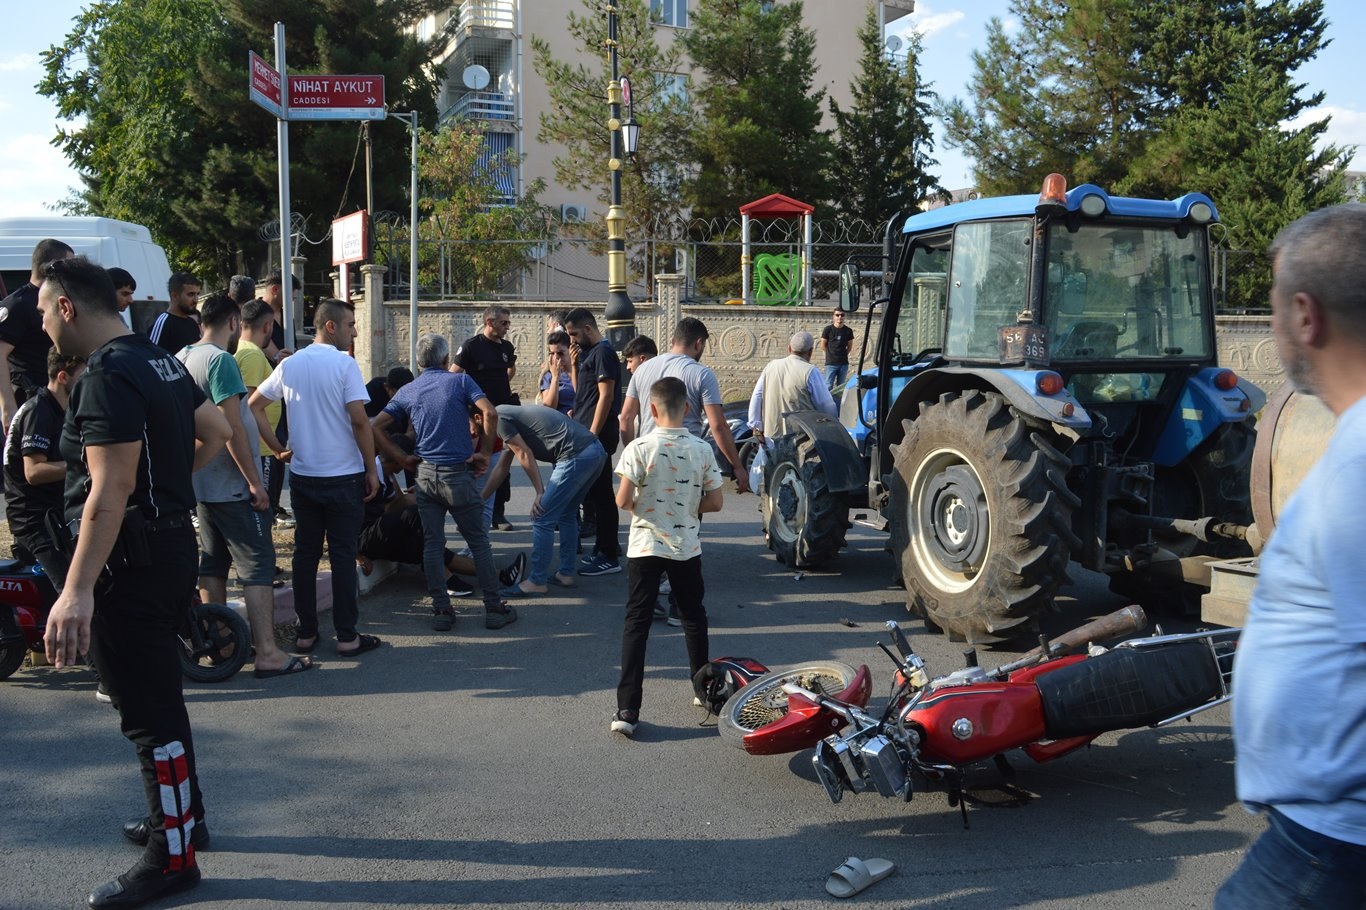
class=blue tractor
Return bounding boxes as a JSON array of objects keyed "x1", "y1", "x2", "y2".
[{"x1": 759, "y1": 175, "x2": 1264, "y2": 643}]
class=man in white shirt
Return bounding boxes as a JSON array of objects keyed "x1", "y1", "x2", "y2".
[{"x1": 249, "y1": 299, "x2": 381, "y2": 658}]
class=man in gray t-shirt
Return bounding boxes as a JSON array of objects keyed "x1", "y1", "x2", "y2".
[
  {"x1": 482, "y1": 404, "x2": 606, "y2": 594},
  {"x1": 177, "y1": 294, "x2": 303, "y2": 677},
  {"x1": 619, "y1": 317, "x2": 748, "y2": 492}
]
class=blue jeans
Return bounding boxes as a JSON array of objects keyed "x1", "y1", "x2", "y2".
[
  {"x1": 416, "y1": 462, "x2": 500, "y2": 611},
  {"x1": 1216, "y1": 808, "x2": 1366, "y2": 909},
  {"x1": 531, "y1": 443, "x2": 606, "y2": 584},
  {"x1": 290, "y1": 472, "x2": 365, "y2": 642},
  {"x1": 824, "y1": 363, "x2": 848, "y2": 395}
]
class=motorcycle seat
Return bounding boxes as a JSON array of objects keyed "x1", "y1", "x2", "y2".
[
  {"x1": 0, "y1": 558, "x2": 21, "y2": 573},
  {"x1": 1036, "y1": 642, "x2": 1223, "y2": 740}
]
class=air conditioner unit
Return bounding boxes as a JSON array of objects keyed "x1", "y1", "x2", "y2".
[{"x1": 560, "y1": 203, "x2": 588, "y2": 223}]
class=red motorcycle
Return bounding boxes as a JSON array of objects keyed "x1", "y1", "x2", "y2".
[
  {"x1": 714, "y1": 606, "x2": 1237, "y2": 818},
  {"x1": 0, "y1": 556, "x2": 251, "y2": 684}
]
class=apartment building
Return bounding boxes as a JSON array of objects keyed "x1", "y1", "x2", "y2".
[{"x1": 415, "y1": 0, "x2": 917, "y2": 220}]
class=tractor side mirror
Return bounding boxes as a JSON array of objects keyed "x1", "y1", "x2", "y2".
[{"x1": 838, "y1": 263, "x2": 860, "y2": 313}]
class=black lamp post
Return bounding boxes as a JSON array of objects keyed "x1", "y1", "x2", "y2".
[{"x1": 604, "y1": 0, "x2": 637, "y2": 352}]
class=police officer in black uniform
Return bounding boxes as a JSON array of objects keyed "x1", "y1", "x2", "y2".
[{"x1": 39, "y1": 257, "x2": 232, "y2": 910}]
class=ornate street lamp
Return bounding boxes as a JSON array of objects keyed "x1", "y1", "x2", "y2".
[{"x1": 604, "y1": 0, "x2": 637, "y2": 351}]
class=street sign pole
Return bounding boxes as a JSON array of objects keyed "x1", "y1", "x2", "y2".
[{"x1": 274, "y1": 22, "x2": 295, "y2": 352}]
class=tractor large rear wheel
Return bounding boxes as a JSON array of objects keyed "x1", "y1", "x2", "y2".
[
  {"x1": 891, "y1": 390, "x2": 1079, "y2": 644},
  {"x1": 762, "y1": 433, "x2": 849, "y2": 569}
]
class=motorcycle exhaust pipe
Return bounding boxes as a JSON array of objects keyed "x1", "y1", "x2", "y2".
[{"x1": 997, "y1": 605, "x2": 1148, "y2": 675}]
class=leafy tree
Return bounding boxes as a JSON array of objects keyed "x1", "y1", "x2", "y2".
[
  {"x1": 940, "y1": 0, "x2": 1346, "y2": 309},
  {"x1": 41, "y1": 0, "x2": 449, "y2": 283},
  {"x1": 530, "y1": 0, "x2": 692, "y2": 233},
  {"x1": 940, "y1": 0, "x2": 1152, "y2": 196},
  {"x1": 1117, "y1": 2, "x2": 1347, "y2": 308},
  {"x1": 829, "y1": 8, "x2": 944, "y2": 226},
  {"x1": 402, "y1": 120, "x2": 551, "y2": 296},
  {"x1": 682, "y1": 0, "x2": 836, "y2": 221}
]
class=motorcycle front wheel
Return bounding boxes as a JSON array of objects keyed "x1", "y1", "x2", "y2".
[
  {"x1": 717, "y1": 662, "x2": 858, "y2": 751},
  {"x1": 179, "y1": 603, "x2": 250, "y2": 683}
]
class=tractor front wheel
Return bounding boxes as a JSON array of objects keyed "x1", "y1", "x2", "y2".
[{"x1": 891, "y1": 390, "x2": 1079, "y2": 644}]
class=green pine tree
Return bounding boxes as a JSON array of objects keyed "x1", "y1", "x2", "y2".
[
  {"x1": 829, "y1": 9, "x2": 944, "y2": 226},
  {"x1": 681, "y1": 0, "x2": 836, "y2": 221}
]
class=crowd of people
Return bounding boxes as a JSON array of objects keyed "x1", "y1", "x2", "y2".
[{"x1": 6, "y1": 201, "x2": 1366, "y2": 908}]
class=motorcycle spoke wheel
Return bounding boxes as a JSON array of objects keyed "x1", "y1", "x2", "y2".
[{"x1": 717, "y1": 662, "x2": 857, "y2": 750}]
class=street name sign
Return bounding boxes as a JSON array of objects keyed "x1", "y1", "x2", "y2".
[
  {"x1": 287, "y1": 75, "x2": 387, "y2": 121},
  {"x1": 248, "y1": 51, "x2": 283, "y2": 118},
  {"x1": 332, "y1": 211, "x2": 368, "y2": 265}
]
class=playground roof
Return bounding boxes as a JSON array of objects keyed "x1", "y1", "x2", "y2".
[{"x1": 739, "y1": 193, "x2": 815, "y2": 218}]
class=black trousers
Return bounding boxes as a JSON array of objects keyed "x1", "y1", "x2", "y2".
[
  {"x1": 583, "y1": 431, "x2": 620, "y2": 560},
  {"x1": 87, "y1": 526, "x2": 203, "y2": 867},
  {"x1": 617, "y1": 554, "x2": 707, "y2": 713}
]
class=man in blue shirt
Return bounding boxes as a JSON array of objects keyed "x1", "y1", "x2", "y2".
[
  {"x1": 1216, "y1": 204, "x2": 1366, "y2": 909},
  {"x1": 371, "y1": 332, "x2": 515, "y2": 632}
]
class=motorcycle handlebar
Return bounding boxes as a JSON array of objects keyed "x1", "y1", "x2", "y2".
[
  {"x1": 885, "y1": 621, "x2": 914, "y2": 659},
  {"x1": 994, "y1": 605, "x2": 1148, "y2": 676}
]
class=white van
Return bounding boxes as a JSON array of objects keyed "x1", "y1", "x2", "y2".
[{"x1": 0, "y1": 216, "x2": 173, "y2": 332}]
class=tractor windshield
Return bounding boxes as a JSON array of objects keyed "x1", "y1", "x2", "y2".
[{"x1": 1043, "y1": 222, "x2": 1212, "y2": 363}]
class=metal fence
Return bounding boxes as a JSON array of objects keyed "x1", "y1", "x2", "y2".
[
  {"x1": 366, "y1": 212, "x2": 1268, "y2": 312},
  {"x1": 368, "y1": 214, "x2": 885, "y2": 304}
]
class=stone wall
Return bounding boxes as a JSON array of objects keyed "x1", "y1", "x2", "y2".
[{"x1": 354, "y1": 268, "x2": 1285, "y2": 402}]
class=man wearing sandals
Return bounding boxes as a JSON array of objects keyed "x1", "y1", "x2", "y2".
[
  {"x1": 178, "y1": 293, "x2": 309, "y2": 680},
  {"x1": 249, "y1": 299, "x2": 382, "y2": 658}
]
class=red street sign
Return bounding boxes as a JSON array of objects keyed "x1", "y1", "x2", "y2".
[
  {"x1": 248, "y1": 51, "x2": 283, "y2": 118},
  {"x1": 288, "y1": 74, "x2": 386, "y2": 121}
]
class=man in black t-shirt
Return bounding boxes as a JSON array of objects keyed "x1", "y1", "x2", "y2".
[
  {"x1": 454, "y1": 305, "x2": 518, "y2": 530},
  {"x1": 2, "y1": 347, "x2": 84, "y2": 585},
  {"x1": 148, "y1": 271, "x2": 202, "y2": 355},
  {"x1": 563, "y1": 307, "x2": 623, "y2": 575},
  {"x1": 820, "y1": 309, "x2": 856, "y2": 395},
  {"x1": 0, "y1": 238, "x2": 74, "y2": 430},
  {"x1": 39, "y1": 257, "x2": 232, "y2": 910}
]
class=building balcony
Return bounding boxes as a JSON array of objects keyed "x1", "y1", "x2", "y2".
[
  {"x1": 439, "y1": 90, "x2": 515, "y2": 125},
  {"x1": 882, "y1": 0, "x2": 916, "y2": 23},
  {"x1": 456, "y1": 0, "x2": 515, "y2": 34}
]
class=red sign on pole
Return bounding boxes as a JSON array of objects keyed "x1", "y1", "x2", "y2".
[
  {"x1": 248, "y1": 51, "x2": 283, "y2": 118},
  {"x1": 288, "y1": 75, "x2": 386, "y2": 121}
]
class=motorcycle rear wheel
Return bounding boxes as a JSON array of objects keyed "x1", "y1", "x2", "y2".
[
  {"x1": 717, "y1": 662, "x2": 858, "y2": 751},
  {"x1": 0, "y1": 610, "x2": 28, "y2": 680},
  {"x1": 179, "y1": 603, "x2": 250, "y2": 683}
]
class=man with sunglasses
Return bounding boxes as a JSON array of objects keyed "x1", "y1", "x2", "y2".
[{"x1": 38, "y1": 256, "x2": 231, "y2": 909}]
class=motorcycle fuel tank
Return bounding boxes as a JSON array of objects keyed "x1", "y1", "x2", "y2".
[{"x1": 904, "y1": 682, "x2": 1049, "y2": 766}]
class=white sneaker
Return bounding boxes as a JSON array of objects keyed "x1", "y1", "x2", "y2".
[
  {"x1": 610, "y1": 710, "x2": 638, "y2": 736},
  {"x1": 358, "y1": 559, "x2": 398, "y2": 595}
]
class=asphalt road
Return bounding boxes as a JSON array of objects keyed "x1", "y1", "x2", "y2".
[{"x1": 0, "y1": 485, "x2": 1255, "y2": 910}]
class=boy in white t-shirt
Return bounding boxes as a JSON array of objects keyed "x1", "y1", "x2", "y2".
[{"x1": 611, "y1": 376, "x2": 725, "y2": 736}]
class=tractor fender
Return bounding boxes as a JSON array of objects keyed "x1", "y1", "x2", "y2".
[
  {"x1": 883, "y1": 367, "x2": 1093, "y2": 449},
  {"x1": 781, "y1": 411, "x2": 867, "y2": 494},
  {"x1": 1151, "y1": 368, "x2": 1262, "y2": 467}
]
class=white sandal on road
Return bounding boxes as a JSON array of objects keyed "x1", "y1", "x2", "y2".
[{"x1": 825, "y1": 856, "x2": 895, "y2": 898}]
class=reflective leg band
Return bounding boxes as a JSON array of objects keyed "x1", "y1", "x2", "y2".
[{"x1": 153, "y1": 741, "x2": 195, "y2": 870}]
